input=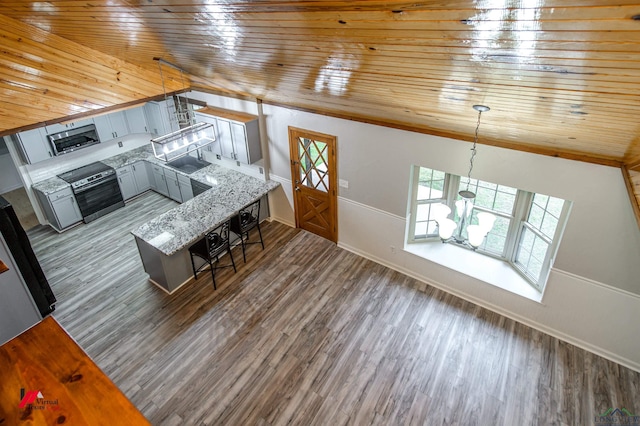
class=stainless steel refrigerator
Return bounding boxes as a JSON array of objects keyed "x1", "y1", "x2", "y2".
[{"x1": 0, "y1": 195, "x2": 55, "y2": 345}]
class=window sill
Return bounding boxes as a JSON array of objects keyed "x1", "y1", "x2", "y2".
[{"x1": 404, "y1": 241, "x2": 543, "y2": 303}]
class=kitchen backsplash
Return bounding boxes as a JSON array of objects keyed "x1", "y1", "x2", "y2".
[{"x1": 25, "y1": 134, "x2": 150, "y2": 183}]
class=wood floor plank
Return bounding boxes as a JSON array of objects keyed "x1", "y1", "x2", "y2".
[{"x1": 23, "y1": 191, "x2": 640, "y2": 425}]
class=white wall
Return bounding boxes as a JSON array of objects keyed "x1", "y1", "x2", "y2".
[
  {"x1": 193, "y1": 93, "x2": 640, "y2": 371},
  {"x1": 0, "y1": 153, "x2": 22, "y2": 193}
]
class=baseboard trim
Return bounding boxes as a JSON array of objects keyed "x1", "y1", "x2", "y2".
[{"x1": 338, "y1": 240, "x2": 640, "y2": 373}]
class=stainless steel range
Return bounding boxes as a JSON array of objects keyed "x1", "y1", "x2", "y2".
[{"x1": 58, "y1": 162, "x2": 124, "y2": 223}]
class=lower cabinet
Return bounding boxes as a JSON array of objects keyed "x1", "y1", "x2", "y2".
[
  {"x1": 116, "y1": 166, "x2": 137, "y2": 201},
  {"x1": 164, "y1": 169, "x2": 182, "y2": 203},
  {"x1": 118, "y1": 161, "x2": 201, "y2": 205},
  {"x1": 131, "y1": 161, "x2": 151, "y2": 192},
  {"x1": 178, "y1": 174, "x2": 193, "y2": 202},
  {"x1": 34, "y1": 186, "x2": 83, "y2": 231},
  {"x1": 151, "y1": 164, "x2": 169, "y2": 197},
  {"x1": 116, "y1": 161, "x2": 152, "y2": 201}
]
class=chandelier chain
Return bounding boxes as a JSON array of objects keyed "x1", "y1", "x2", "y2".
[{"x1": 466, "y1": 109, "x2": 483, "y2": 190}]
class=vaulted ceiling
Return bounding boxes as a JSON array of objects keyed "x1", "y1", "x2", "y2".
[{"x1": 1, "y1": 1, "x2": 640, "y2": 224}]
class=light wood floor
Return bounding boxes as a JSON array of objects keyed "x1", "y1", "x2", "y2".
[{"x1": 27, "y1": 191, "x2": 639, "y2": 425}]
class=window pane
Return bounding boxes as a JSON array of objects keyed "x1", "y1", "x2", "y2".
[
  {"x1": 541, "y1": 214, "x2": 558, "y2": 239},
  {"x1": 459, "y1": 179, "x2": 516, "y2": 215},
  {"x1": 417, "y1": 167, "x2": 445, "y2": 200},
  {"x1": 528, "y1": 204, "x2": 545, "y2": 229},
  {"x1": 414, "y1": 202, "x2": 442, "y2": 238},
  {"x1": 516, "y1": 227, "x2": 549, "y2": 282},
  {"x1": 528, "y1": 193, "x2": 564, "y2": 240},
  {"x1": 494, "y1": 191, "x2": 516, "y2": 214},
  {"x1": 547, "y1": 196, "x2": 564, "y2": 217},
  {"x1": 416, "y1": 204, "x2": 431, "y2": 221}
]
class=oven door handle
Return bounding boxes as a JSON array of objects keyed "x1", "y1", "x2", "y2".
[{"x1": 73, "y1": 176, "x2": 117, "y2": 193}]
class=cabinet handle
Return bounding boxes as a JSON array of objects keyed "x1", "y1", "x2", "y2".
[
  {"x1": 48, "y1": 151, "x2": 52, "y2": 157},
  {"x1": 132, "y1": 165, "x2": 136, "y2": 171}
]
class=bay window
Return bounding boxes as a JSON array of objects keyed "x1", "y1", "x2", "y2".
[{"x1": 408, "y1": 165, "x2": 571, "y2": 292}]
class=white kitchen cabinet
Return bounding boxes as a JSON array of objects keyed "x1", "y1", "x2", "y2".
[
  {"x1": 195, "y1": 107, "x2": 261, "y2": 164},
  {"x1": 131, "y1": 161, "x2": 151, "y2": 192},
  {"x1": 15, "y1": 128, "x2": 53, "y2": 164},
  {"x1": 44, "y1": 118, "x2": 94, "y2": 135},
  {"x1": 150, "y1": 164, "x2": 169, "y2": 197},
  {"x1": 144, "y1": 100, "x2": 180, "y2": 136},
  {"x1": 34, "y1": 186, "x2": 82, "y2": 231},
  {"x1": 177, "y1": 173, "x2": 193, "y2": 202},
  {"x1": 193, "y1": 111, "x2": 222, "y2": 157},
  {"x1": 164, "y1": 168, "x2": 182, "y2": 203},
  {"x1": 116, "y1": 161, "x2": 152, "y2": 201},
  {"x1": 116, "y1": 165, "x2": 137, "y2": 201},
  {"x1": 215, "y1": 118, "x2": 234, "y2": 160},
  {"x1": 94, "y1": 111, "x2": 129, "y2": 142},
  {"x1": 125, "y1": 106, "x2": 149, "y2": 134}
]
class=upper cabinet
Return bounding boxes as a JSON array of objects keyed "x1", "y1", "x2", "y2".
[
  {"x1": 193, "y1": 111, "x2": 222, "y2": 157},
  {"x1": 15, "y1": 128, "x2": 53, "y2": 164},
  {"x1": 144, "y1": 100, "x2": 180, "y2": 136},
  {"x1": 195, "y1": 107, "x2": 261, "y2": 164},
  {"x1": 125, "y1": 106, "x2": 149, "y2": 134},
  {"x1": 44, "y1": 118, "x2": 94, "y2": 136},
  {"x1": 93, "y1": 111, "x2": 129, "y2": 142}
]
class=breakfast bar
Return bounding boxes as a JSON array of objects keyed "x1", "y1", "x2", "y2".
[{"x1": 131, "y1": 163, "x2": 279, "y2": 293}]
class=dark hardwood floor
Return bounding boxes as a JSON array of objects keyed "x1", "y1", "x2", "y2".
[{"x1": 27, "y1": 191, "x2": 640, "y2": 425}]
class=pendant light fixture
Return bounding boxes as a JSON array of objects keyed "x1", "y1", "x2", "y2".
[
  {"x1": 150, "y1": 58, "x2": 216, "y2": 163},
  {"x1": 432, "y1": 105, "x2": 496, "y2": 249}
]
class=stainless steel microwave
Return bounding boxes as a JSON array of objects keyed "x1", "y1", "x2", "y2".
[{"x1": 47, "y1": 124, "x2": 100, "y2": 156}]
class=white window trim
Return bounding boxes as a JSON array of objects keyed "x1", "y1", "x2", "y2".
[{"x1": 407, "y1": 165, "x2": 571, "y2": 294}]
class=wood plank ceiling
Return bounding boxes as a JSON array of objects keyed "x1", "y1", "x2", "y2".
[{"x1": 1, "y1": 1, "x2": 640, "y2": 222}]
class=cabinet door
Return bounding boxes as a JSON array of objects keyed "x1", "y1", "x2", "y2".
[
  {"x1": 109, "y1": 112, "x2": 129, "y2": 139},
  {"x1": 17, "y1": 128, "x2": 53, "y2": 164},
  {"x1": 145, "y1": 100, "x2": 179, "y2": 136},
  {"x1": 116, "y1": 166, "x2": 137, "y2": 201},
  {"x1": 230, "y1": 122, "x2": 249, "y2": 164},
  {"x1": 194, "y1": 112, "x2": 221, "y2": 157},
  {"x1": 45, "y1": 118, "x2": 93, "y2": 135},
  {"x1": 94, "y1": 112, "x2": 129, "y2": 142},
  {"x1": 93, "y1": 115, "x2": 113, "y2": 142},
  {"x1": 51, "y1": 196, "x2": 82, "y2": 229},
  {"x1": 151, "y1": 165, "x2": 169, "y2": 197},
  {"x1": 164, "y1": 169, "x2": 182, "y2": 203},
  {"x1": 131, "y1": 161, "x2": 151, "y2": 192},
  {"x1": 177, "y1": 175, "x2": 193, "y2": 202},
  {"x1": 125, "y1": 107, "x2": 148, "y2": 134},
  {"x1": 144, "y1": 102, "x2": 164, "y2": 136},
  {"x1": 216, "y1": 118, "x2": 235, "y2": 160}
]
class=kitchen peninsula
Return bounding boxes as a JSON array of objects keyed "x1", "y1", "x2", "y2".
[
  {"x1": 32, "y1": 144, "x2": 279, "y2": 293},
  {"x1": 132, "y1": 161, "x2": 278, "y2": 293}
]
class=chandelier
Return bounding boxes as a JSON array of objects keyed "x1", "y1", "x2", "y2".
[
  {"x1": 150, "y1": 58, "x2": 215, "y2": 163},
  {"x1": 432, "y1": 105, "x2": 496, "y2": 249}
]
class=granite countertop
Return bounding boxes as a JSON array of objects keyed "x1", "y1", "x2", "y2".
[
  {"x1": 31, "y1": 176, "x2": 71, "y2": 195},
  {"x1": 31, "y1": 144, "x2": 281, "y2": 256},
  {"x1": 131, "y1": 163, "x2": 279, "y2": 256},
  {"x1": 100, "y1": 145, "x2": 153, "y2": 169}
]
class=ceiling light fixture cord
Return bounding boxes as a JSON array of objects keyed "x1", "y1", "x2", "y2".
[{"x1": 466, "y1": 109, "x2": 482, "y2": 190}]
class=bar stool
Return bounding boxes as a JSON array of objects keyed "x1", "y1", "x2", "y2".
[
  {"x1": 230, "y1": 199, "x2": 264, "y2": 263},
  {"x1": 188, "y1": 220, "x2": 236, "y2": 289}
]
